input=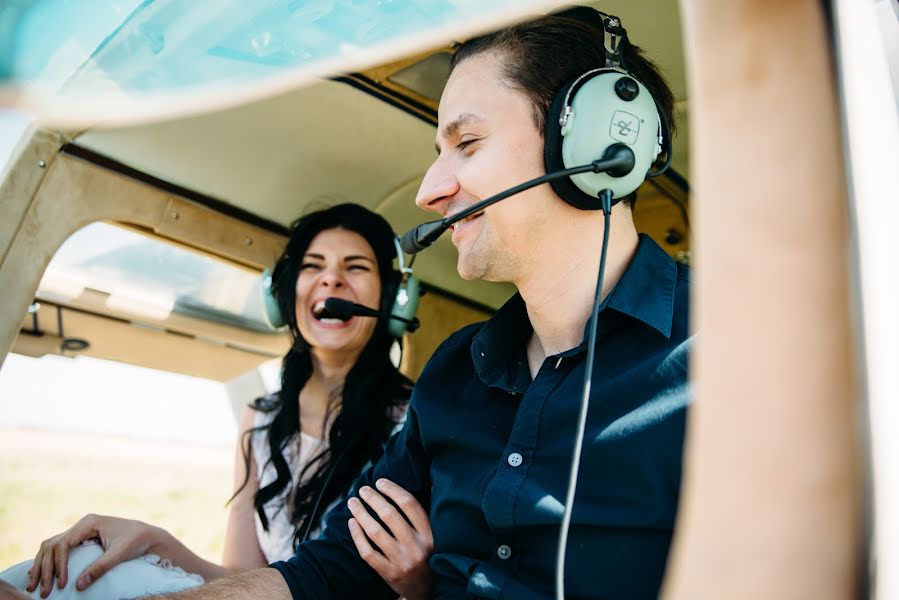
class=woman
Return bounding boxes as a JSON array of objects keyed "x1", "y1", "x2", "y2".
[{"x1": 2, "y1": 204, "x2": 432, "y2": 599}]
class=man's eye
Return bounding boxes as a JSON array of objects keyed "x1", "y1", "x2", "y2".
[{"x1": 457, "y1": 138, "x2": 479, "y2": 150}]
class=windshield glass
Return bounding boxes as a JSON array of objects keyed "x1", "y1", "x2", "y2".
[
  {"x1": 39, "y1": 222, "x2": 278, "y2": 332},
  {"x1": 1, "y1": 0, "x2": 565, "y2": 124}
]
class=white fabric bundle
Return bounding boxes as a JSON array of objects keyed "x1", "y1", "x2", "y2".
[{"x1": 0, "y1": 541, "x2": 203, "y2": 599}]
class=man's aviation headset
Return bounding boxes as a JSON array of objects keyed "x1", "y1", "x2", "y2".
[
  {"x1": 261, "y1": 236, "x2": 420, "y2": 339},
  {"x1": 399, "y1": 11, "x2": 672, "y2": 600},
  {"x1": 543, "y1": 12, "x2": 671, "y2": 209},
  {"x1": 400, "y1": 12, "x2": 670, "y2": 253}
]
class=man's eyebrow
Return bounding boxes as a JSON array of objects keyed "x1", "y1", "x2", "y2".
[{"x1": 435, "y1": 113, "x2": 484, "y2": 153}]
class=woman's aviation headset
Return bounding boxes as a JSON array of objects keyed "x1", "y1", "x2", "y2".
[{"x1": 261, "y1": 236, "x2": 420, "y2": 339}]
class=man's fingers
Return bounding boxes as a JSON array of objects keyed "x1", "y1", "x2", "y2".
[
  {"x1": 374, "y1": 479, "x2": 433, "y2": 547},
  {"x1": 347, "y1": 497, "x2": 399, "y2": 557},
  {"x1": 347, "y1": 518, "x2": 392, "y2": 576}
]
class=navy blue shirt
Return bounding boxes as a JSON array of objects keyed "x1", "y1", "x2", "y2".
[{"x1": 272, "y1": 233, "x2": 692, "y2": 599}]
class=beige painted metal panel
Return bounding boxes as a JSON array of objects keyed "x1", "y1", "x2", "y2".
[
  {"x1": 0, "y1": 128, "x2": 65, "y2": 267},
  {"x1": 12, "y1": 303, "x2": 277, "y2": 381},
  {"x1": 34, "y1": 287, "x2": 288, "y2": 358},
  {"x1": 155, "y1": 196, "x2": 284, "y2": 271},
  {"x1": 0, "y1": 147, "x2": 288, "y2": 370}
]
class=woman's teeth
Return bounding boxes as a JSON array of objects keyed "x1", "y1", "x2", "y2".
[{"x1": 312, "y1": 299, "x2": 348, "y2": 323}]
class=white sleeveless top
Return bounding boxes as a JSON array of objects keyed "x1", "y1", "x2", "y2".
[
  {"x1": 250, "y1": 410, "x2": 333, "y2": 563},
  {"x1": 250, "y1": 404, "x2": 408, "y2": 563}
]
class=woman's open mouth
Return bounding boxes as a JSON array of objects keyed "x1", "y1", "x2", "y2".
[{"x1": 311, "y1": 299, "x2": 351, "y2": 325}]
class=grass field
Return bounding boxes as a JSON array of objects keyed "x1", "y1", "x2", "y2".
[{"x1": 0, "y1": 428, "x2": 234, "y2": 570}]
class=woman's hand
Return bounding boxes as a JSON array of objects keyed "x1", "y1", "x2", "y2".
[
  {"x1": 26, "y1": 514, "x2": 161, "y2": 598},
  {"x1": 347, "y1": 478, "x2": 434, "y2": 600}
]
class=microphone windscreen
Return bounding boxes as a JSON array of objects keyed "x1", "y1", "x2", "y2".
[
  {"x1": 323, "y1": 298, "x2": 382, "y2": 319},
  {"x1": 400, "y1": 226, "x2": 426, "y2": 254},
  {"x1": 322, "y1": 298, "x2": 358, "y2": 320},
  {"x1": 400, "y1": 220, "x2": 449, "y2": 254}
]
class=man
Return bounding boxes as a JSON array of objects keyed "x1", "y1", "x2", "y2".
[{"x1": 1, "y1": 7, "x2": 690, "y2": 600}]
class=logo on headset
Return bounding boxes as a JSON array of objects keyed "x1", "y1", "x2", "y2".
[{"x1": 609, "y1": 111, "x2": 640, "y2": 145}]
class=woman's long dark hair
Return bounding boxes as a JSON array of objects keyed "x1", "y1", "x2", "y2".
[{"x1": 234, "y1": 203, "x2": 412, "y2": 549}]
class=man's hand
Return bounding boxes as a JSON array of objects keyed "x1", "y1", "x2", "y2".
[
  {"x1": 0, "y1": 580, "x2": 32, "y2": 600},
  {"x1": 347, "y1": 478, "x2": 433, "y2": 600}
]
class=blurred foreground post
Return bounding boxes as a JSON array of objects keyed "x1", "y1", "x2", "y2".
[{"x1": 663, "y1": 1, "x2": 861, "y2": 598}]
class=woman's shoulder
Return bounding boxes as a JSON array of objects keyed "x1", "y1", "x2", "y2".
[
  {"x1": 241, "y1": 393, "x2": 283, "y2": 462},
  {"x1": 246, "y1": 393, "x2": 281, "y2": 429}
]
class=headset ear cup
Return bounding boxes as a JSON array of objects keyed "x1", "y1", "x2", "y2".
[
  {"x1": 261, "y1": 268, "x2": 285, "y2": 328},
  {"x1": 388, "y1": 274, "x2": 420, "y2": 338},
  {"x1": 544, "y1": 78, "x2": 613, "y2": 211}
]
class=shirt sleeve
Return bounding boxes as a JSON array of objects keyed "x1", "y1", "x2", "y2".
[{"x1": 270, "y1": 404, "x2": 430, "y2": 600}]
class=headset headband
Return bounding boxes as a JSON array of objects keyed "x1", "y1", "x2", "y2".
[{"x1": 601, "y1": 15, "x2": 625, "y2": 68}]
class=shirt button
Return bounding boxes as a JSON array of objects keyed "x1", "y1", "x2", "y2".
[
  {"x1": 497, "y1": 544, "x2": 512, "y2": 560},
  {"x1": 507, "y1": 452, "x2": 523, "y2": 467}
]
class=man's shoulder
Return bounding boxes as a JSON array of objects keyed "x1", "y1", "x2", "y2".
[
  {"x1": 413, "y1": 320, "x2": 487, "y2": 385},
  {"x1": 431, "y1": 319, "x2": 488, "y2": 359}
]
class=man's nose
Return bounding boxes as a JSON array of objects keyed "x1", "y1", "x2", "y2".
[{"x1": 415, "y1": 157, "x2": 460, "y2": 215}]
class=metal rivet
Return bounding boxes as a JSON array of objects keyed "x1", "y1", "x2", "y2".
[
  {"x1": 169, "y1": 211, "x2": 179, "y2": 220},
  {"x1": 497, "y1": 544, "x2": 512, "y2": 560},
  {"x1": 37, "y1": 160, "x2": 46, "y2": 168},
  {"x1": 243, "y1": 237, "x2": 253, "y2": 246}
]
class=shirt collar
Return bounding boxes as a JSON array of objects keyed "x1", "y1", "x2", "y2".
[
  {"x1": 471, "y1": 233, "x2": 678, "y2": 391},
  {"x1": 602, "y1": 233, "x2": 677, "y2": 339}
]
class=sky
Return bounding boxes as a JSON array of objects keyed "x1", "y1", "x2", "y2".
[{"x1": 0, "y1": 352, "x2": 237, "y2": 445}]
